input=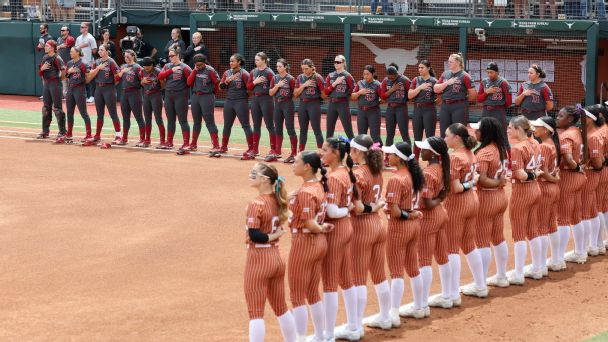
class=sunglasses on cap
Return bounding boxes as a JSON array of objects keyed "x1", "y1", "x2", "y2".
[{"x1": 60, "y1": 29, "x2": 68, "y2": 31}]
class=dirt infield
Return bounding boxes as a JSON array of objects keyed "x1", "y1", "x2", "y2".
[{"x1": 1, "y1": 133, "x2": 607, "y2": 342}]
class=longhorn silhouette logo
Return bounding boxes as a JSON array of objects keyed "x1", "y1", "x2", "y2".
[
  {"x1": 206, "y1": 14, "x2": 215, "y2": 20},
  {"x1": 352, "y1": 36, "x2": 419, "y2": 74},
  {"x1": 565, "y1": 22, "x2": 574, "y2": 29},
  {"x1": 338, "y1": 16, "x2": 347, "y2": 23},
  {"x1": 272, "y1": 15, "x2": 279, "y2": 21}
]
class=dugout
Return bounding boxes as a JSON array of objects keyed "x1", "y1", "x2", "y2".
[{"x1": 1, "y1": 13, "x2": 607, "y2": 120}]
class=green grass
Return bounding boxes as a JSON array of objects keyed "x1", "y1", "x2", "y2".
[
  {"x1": 0, "y1": 107, "x2": 410, "y2": 148},
  {"x1": 585, "y1": 332, "x2": 608, "y2": 342}
]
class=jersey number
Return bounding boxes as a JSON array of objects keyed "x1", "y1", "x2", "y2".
[{"x1": 315, "y1": 201, "x2": 328, "y2": 225}]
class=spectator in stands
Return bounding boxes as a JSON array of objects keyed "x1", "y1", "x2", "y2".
[
  {"x1": 135, "y1": 28, "x2": 158, "y2": 60},
  {"x1": 76, "y1": 22, "x2": 97, "y2": 103},
  {"x1": 98, "y1": 29, "x2": 116, "y2": 59},
  {"x1": 57, "y1": 26, "x2": 75, "y2": 97},
  {"x1": 184, "y1": 32, "x2": 209, "y2": 69},
  {"x1": 393, "y1": 0, "x2": 407, "y2": 15},
  {"x1": 514, "y1": 0, "x2": 528, "y2": 18},
  {"x1": 241, "y1": 0, "x2": 262, "y2": 11},
  {"x1": 489, "y1": 0, "x2": 507, "y2": 17},
  {"x1": 60, "y1": 0, "x2": 76, "y2": 21},
  {"x1": 37, "y1": 23, "x2": 53, "y2": 54},
  {"x1": 49, "y1": 0, "x2": 60, "y2": 21},
  {"x1": 539, "y1": 0, "x2": 556, "y2": 18},
  {"x1": 371, "y1": 0, "x2": 390, "y2": 14},
  {"x1": 163, "y1": 28, "x2": 186, "y2": 60}
]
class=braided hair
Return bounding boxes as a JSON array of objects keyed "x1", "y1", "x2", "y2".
[{"x1": 301, "y1": 151, "x2": 328, "y2": 192}]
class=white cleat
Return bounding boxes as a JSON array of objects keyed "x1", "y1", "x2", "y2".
[
  {"x1": 486, "y1": 275, "x2": 510, "y2": 288},
  {"x1": 451, "y1": 295, "x2": 462, "y2": 307},
  {"x1": 333, "y1": 326, "x2": 361, "y2": 341},
  {"x1": 306, "y1": 336, "x2": 324, "y2": 342},
  {"x1": 399, "y1": 303, "x2": 426, "y2": 319},
  {"x1": 366, "y1": 314, "x2": 392, "y2": 330},
  {"x1": 604, "y1": 240, "x2": 608, "y2": 249},
  {"x1": 428, "y1": 293, "x2": 454, "y2": 309},
  {"x1": 424, "y1": 306, "x2": 431, "y2": 317},
  {"x1": 542, "y1": 266, "x2": 548, "y2": 277},
  {"x1": 507, "y1": 270, "x2": 525, "y2": 286},
  {"x1": 564, "y1": 251, "x2": 587, "y2": 264},
  {"x1": 598, "y1": 246, "x2": 606, "y2": 255},
  {"x1": 389, "y1": 308, "x2": 401, "y2": 328},
  {"x1": 523, "y1": 265, "x2": 543, "y2": 280},
  {"x1": 460, "y1": 282, "x2": 489, "y2": 298},
  {"x1": 359, "y1": 328, "x2": 365, "y2": 339},
  {"x1": 588, "y1": 247, "x2": 600, "y2": 257}
]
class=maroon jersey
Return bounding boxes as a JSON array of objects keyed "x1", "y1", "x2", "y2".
[
  {"x1": 221, "y1": 68, "x2": 249, "y2": 100},
  {"x1": 188, "y1": 65, "x2": 220, "y2": 94},
  {"x1": 518, "y1": 81, "x2": 553, "y2": 113},
  {"x1": 354, "y1": 80, "x2": 381, "y2": 108},
  {"x1": 437, "y1": 70, "x2": 473, "y2": 101},
  {"x1": 411, "y1": 76, "x2": 437, "y2": 104},
  {"x1": 92, "y1": 57, "x2": 119, "y2": 84},
  {"x1": 478, "y1": 77, "x2": 512, "y2": 107},
  {"x1": 142, "y1": 67, "x2": 161, "y2": 94},
  {"x1": 247, "y1": 67, "x2": 274, "y2": 95},
  {"x1": 380, "y1": 75, "x2": 410, "y2": 104},
  {"x1": 65, "y1": 59, "x2": 89, "y2": 87},
  {"x1": 324, "y1": 71, "x2": 355, "y2": 99},
  {"x1": 118, "y1": 63, "x2": 143, "y2": 90},
  {"x1": 296, "y1": 73, "x2": 325, "y2": 101},
  {"x1": 159, "y1": 62, "x2": 192, "y2": 91},
  {"x1": 39, "y1": 54, "x2": 64, "y2": 80},
  {"x1": 270, "y1": 74, "x2": 295, "y2": 102}
]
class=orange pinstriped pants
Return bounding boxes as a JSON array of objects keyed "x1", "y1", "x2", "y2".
[
  {"x1": 387, "y1": 220, "x2": 420, "y2": 278},
  {"x1": 444, "y1": 191, "x2": 479, "y2": 254},
  {"x1": 581, "y1": 170, "x2": 601, "y2": 220},
  {"x1": 509, "y1": 182, "x2": 541, "y2": 241},
  {"x1": 350, "y1": 214, "x2": 387, "y2": 285},
  {"x1": 244, "y1": 246, "x2": 289, "y2": 319},
  {"x1": 288, "y1": 233, "x2": 328, "y2": 307},
  {"x1": 418, "y1": 205, "x2": 449, "y2": 267},
  {"x1": 322, "y1": 217, "x2": 354, "y2": 292},
  {"x1": 538, "y1": 181, "x2": 560, "y2": 235},
  {"x1": 475, "y1": 189, "x2": 508, "y2": 247},
  {"x1": 557, "y1": 171, "x2": 586, "y2": 226}
]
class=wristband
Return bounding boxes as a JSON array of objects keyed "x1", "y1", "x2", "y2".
[
  {"x1": 575, "y1": 164, "x2": 582, "y2": 173},
  {"x1": 462, "y1": 182, "x2": 472, "y2": 191},
  {"x1": 526, "y1": 171, "x2": 536, "y2": 181},
  {"x1": 363, "y1": 204, "x2": 372, "y2": 213},
  {"x1": 400, "y1": 210, "x2": 410, "y2": 220}
]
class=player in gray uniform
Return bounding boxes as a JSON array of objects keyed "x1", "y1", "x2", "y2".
[
  {"x1": 158, "y1": 47, "x2": 192, "y2": 150},
  {"x1": 515, "y1": 64, "x2": 554, "y2": 120},
  {"x1": 323, "y1": 54, "x2": 355, "y2": 140},
  {"x1": 64, "y1": 46, "x2": 91, "y2": 142},
  {"x1": 268, "y1": 58, "x2": 297, "y2": 163},
  {"x1": 38, "y1": 40, "x2": 67, "y2": 141},
  {"x1": 408, "y1": 60, "x2": 438, "y2": 159},
  {"x1": 434, "y1": 53, "x2": 477, "y2": 138},
  {"x1": 115, "y1": 50, "x2": 145, "y2": 146},
  {"x1": 186, "y1": 54, "x2": 220, "y2": 152},
  {"x1": 293, "y1": 59, "x2": 325, "y2": 151},
  {"x1": 85, "y1": 44, "x2": 121, "y2": 143},
  {"x1": 478, "y1": 62, "x2": 512, "y2": 147},
  {"x1": 380, "y1": 64, "x2": 410, "y2": 147},
  {"x1": 247, "y1": 52, "x2": 276, "y2": 158},
  {"x1": 141, "y1": 57, "x2": 165, "y2": 148},
  {"x1": 352, "y1": 65, "x2": 383, "y2": 144},
  {"x1": 215, "y1": 54, "x2": 254, "y2": 160}
]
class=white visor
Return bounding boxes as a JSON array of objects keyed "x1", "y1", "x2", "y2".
[
  {"x1": 350, "y1": 140, "x2": 368, "y2": 152},
  {"x1": 530, "y1": 118, "x2": 554, "y2": 134},
  {"x1": 470, "y1": 122, "x2": 480, "y2": 130},
  {"x1": 415, "y1": 140, "x2": 440, "y2": 156},
  {"x1": 583, "y1": 109, "x2": 597, "y2": 121},
  {"x1": 382, "y1": 144, "x2": 414, "y2": 161}
]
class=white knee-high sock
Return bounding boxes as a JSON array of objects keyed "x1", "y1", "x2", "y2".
[
  {"x1": 558, "y1": 225, "x2": 571, "y2": 260},
  {"x1": 410, "y1": 274, "x2": 424, "y2": 310},
  {"x1": 589, "y1": 216, "x2": 601, "y2": 250},
  {"x1": 292, "y1": 305, "x2": 308, "y2": 338},
  {"x1": 342, "y1": 287, "x2": 359, "y2": 332},
  {"x1": 478, "y1": 247, "x2": 492, "y2": 280},
  {"x1": 493, "y1": 241, "x2": 508, "y2": 278},
  {"x1": 374, "y1": 280, "x2": 391, "y2": 321},
  {"x1": 583, "y1": 219, "x2": 591, "y2": 250},
  {"x1": 323, "y1": 292, "x2": 338, "y2": 339},
  {"x1": 549, "y1": 231, "x2": 561, "y2": 264},
  {"x1": 598, "y1": 214, "x2": 607, "y2": 247},
  {"x1": 419, "y1": 266, "x2": 432, "y2": 308},
  {"x1": 309, "y1": 301, "x2": 325, "y2": 341},
  {"x1": 390, "y1": 277, "x2": 405, "y2": 310},
  {"x1": 249, "y1": 319, "x2": 265, "y2": 342},
  {"x1": 540, "y1": 236, "x2": 549, "y2": 267},
  {"x1": 448, "y1": 253, "x2": 461, "y2": 299},
  {"x1": 465, "y1": 249, "x2": 486, "y2": 289},
  {"x1": 438, "y1": 263, "x2": 451, "y2": 299},
  {"x1": 529, "y1": 237, "x2": 542, "y2": 271},
  {"x1": 355, "y1": 285, "x2": 367, "y2": 328},
  {"x1": 514, "y1": 241, "x2": 527, "y2": 277},
  {"x1": 572, "y1": 222, "x2": 586, "y2": 254},
  {"x1": 277, "y1": 311, "x2": 297, "y2": 342}
]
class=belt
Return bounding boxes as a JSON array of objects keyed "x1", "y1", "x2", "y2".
[
  {"x1": 247, "y1": 243, "x2": 278, "y2": 249},
  {"x1": 444, "y1": 99, "x2": 465, "y2": 104},
  {"x1": 275, "y1": 98, "x2": 293, "y2": 103},
  {"x1": 69, "y1": 83, "x2": 84, "y2": 88},
  {"x1": 123, "y1": 87, "x2": 141, "y2": 92},
  {"x1": 292, "y1": 228, "x2": 312, "y2": 234},
  {"x1": 144, "y1": 90, "x2": 160, "y2": 95},
  {"x1": 167, "y1": 88, "x2": 187, "y2": 93},
  {"x1": 254, "y1": 93, "x2": 270, "y2": 97},
  {"x1": 359, "y1": 105, "x2": 379, "y2": 111},
  {"x1": 415, "y1": 102, "x2": 435, "y2": 107},
  {"x1": 388, "y1": 102, "x2": 407, "y2": 108},
  {"x1": 521, "y1": 108, "x2": 544, "y2": 114},
  {"x1": 97, "y1": 82, "x2": 114, "y2": 87},
  {"x1": 194, "y1": 91, "x2": 212, "y2": 95},
  {"x1": 330, "y1": 97, "x2": 348, "y2": 103},
  {"x1": 302, "y1": 98, "x2": 320, "y2": 103},
  {"x1": 483, "y1": 105, "x2": 505, "y2": 111}
]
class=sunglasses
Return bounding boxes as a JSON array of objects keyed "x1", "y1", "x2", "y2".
[
  {"x1": 249, "y1": 170, "x2": 270, "y2": 180},
  {"x1": 80, "y1": 26, "x2": 86, "y2": 28},
  {"x1": 168, "y1": 54, "x2": 177, "y2": 58},
  {"x1": 334, "y1": 61, "x2": 343, "y2": 64}
]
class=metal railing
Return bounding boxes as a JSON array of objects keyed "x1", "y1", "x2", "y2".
[{"x1": 2, "y1": 0, "x2": 113, "y2": 22}]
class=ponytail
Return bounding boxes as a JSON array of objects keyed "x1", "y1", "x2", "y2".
[
  {"x1": 427, "y1": 136, "x2": 450, "y2": 200},
  {"x1": 395, "y1": 142, "x2": 425, "y2": 193},
  {"x1": 319, "y1": 165, "x2": 329, "y2": 193},
  {"x1": 352, "y1": 134, "x2": 383, "y2": 175},
  {"x1": 327, "y1": 137, "x2": 359, "y2": 200},
  {"x1": 301, "y1": 151, "x2": 329, "y2": 192},
  {"x1": 256, "y1": 163, "x2": 290, "y2": 225},
  {"x1": 448, "y1": 123, "x2": 477, "y2": 150}
]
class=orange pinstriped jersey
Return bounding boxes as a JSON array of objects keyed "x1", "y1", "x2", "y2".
[
  {"x1": 352, "y1": 164, "x2": 383, "y2": 208},
  {"x1": 511, "y1": 139, "x2": 539, "y2": 183},
  {"x1": 559, "y1": 126, "x2": 583, "y2": 169},
  {"x1": 448, "y1": 147, "x2": 477, "y2": 193},
  {"x1": 420, "y1": 163, "x2": 443, "y2": 210},
  {"x1": 385, "y1": 169, "x2": 418, "y2": 217},
  {"x1": 327, "y1": 167, "x2": 353, "y2": 210},
  {"x1": 539, "y1": 140, "x2": 558, "y2": 179},
  {"x1": 245, "y1": 194, "x2": 280, "y2": 244},
  {"x1": 586, "y1": 129, "x2": 605, "y2": 165},
  {"x1": 476, "y1": 144, "x2": 507, "y2": 190},
  {"x1": 289, "y1": 181, "x2": 327, "y2": 229}
]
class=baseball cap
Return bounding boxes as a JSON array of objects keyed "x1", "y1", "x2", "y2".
[
  {"x1": 530, "y1": 118, "x2": 553, "y2": 133},
  {"x1": 141, "y1": 57, "x2": 154, "y2": 66},
  {"x1": 415, "y1": 139, "x2": 439, "y2": 155},
  {"x1": 486, "y1": 62, "x2": 499, "y2": 72},
  {"x1": 382, "y1": 144, "x2": 413, "y2": 161},
  {"x1": 387, "y1": 66, "x2": 398, "y2": 75}
]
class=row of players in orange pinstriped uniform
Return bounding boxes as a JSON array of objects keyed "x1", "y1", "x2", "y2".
[{"x1": 241, "y1": 102, "x2": 608, "y2": 342}]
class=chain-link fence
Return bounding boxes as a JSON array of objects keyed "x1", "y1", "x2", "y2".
[{"x1": 2, "y1": 0, "x2": 113, "y2": 21}]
